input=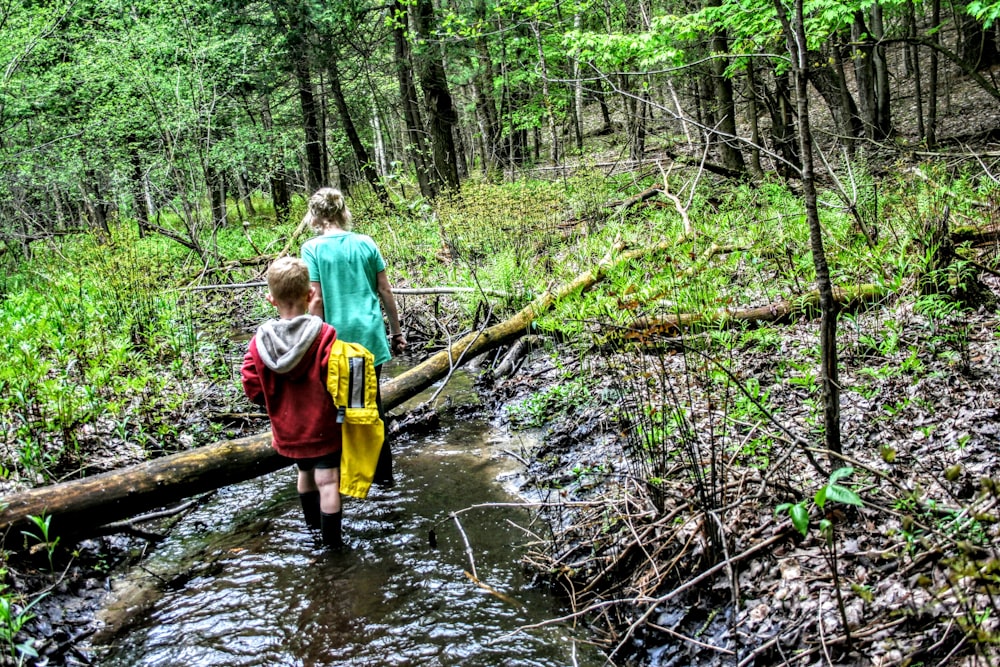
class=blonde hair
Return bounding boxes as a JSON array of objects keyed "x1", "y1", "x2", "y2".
[
  {"x1": 305, "y1": 187, "x2": 353, "y2": 233},
  {"x1": 267, "y1": 256, "x2": 311, "y2": 304}
]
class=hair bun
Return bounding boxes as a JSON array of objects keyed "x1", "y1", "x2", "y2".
[{"x1": 325, "y1": 190, "x2": 344, "y2": 211}]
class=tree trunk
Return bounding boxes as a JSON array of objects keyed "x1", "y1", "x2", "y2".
[
  {"x1": 906, "y1": 1, "x2": 925, "y2": 140},
  {"x1": 958, "y1": 10, "x2": 1000, "y2": 71},
  {"x1": 616, "y1": 284, "x2": 884, "y2": 339},
  {"x1": 852, "y1": 12, "x2": 880, "y2": 142},
  {"x1": 327, "y1": 57, "x2": 390, "y2": 206},
  {"x1": 82, "y1": 170, "x2": 111, "y2": 243},
  {"x1": 831, "y1": 36, "x2": 864, "y2": 148},
  {"x1": 707, "y1": 0, "x2": 746, "y2": 174},
  {"x1": 392, "y1": 0, "x2": 435, "y2": 199},
  {"x1": 128, "y1": 139, "x2": 149, "y2": 239},
  {"x1": 532, "y1": 20, "x2": 559, "y2": 166},
  {"x1": 745, "y1": 59, "x2": 764, "y2": 176},
  {"x1": 809, "y1": 44, "x2": 862, "y2": 148},
  {"x1": 261, "y1": 95, "x2": 291, "y2": 222},
  {"x1": 237, "y1": 173, "x2": 257, "y2": 218},
  {"x1": 870, "y1": 2, "x2": 892, "y2": 139},
  {"x1": 206, "y1": 164, "x2": 227, "y2": 229},
  {"x1": 295, "y1": 59, "x2": 324, "y2": 193},
  {"x1": 763, "y1": 68, "x2": 799, "y2": 177},
  {"x1": 572, "y1": 12, "x2": 584, "y2": 152},
  {"x1": 413, "y1": 0, "x2": 460, "y2": 191},
  {"x1": 472, "y1": 0, "x2": 502, "y2": 173},
  {"x1": 927, "y1": 0, "x2": 941, "y2": 148},
  {"x1": 776, "y1": 0, "x2": 842, "y2": 458}
]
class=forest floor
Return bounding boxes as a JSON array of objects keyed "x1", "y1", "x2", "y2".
[
  {"x1": 7, "y1": 252, "x2": 1000, "y2": 667},
  {"x1": 480, "y1": 272, "x2": 1000, "y2": 666}
]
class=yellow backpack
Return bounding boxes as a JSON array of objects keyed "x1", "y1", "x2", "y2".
[{"x1": 325, "y1": 339, "x2": 385, "y2": 499}]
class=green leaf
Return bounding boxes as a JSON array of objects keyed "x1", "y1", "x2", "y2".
[
  {"x1": 824, "y1": 484, "x2": 863, "y2": 507},
  {"x1": 790, "y1": 502, "x2": 809, "y2": 537},
  {"x1": 814, "y1": 485, "x2": 828, "y2": 511},
  {"x1": 828, "y1": 466, "x2": 854, "y2": 484}
]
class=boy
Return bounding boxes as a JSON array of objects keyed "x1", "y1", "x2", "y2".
[{"x1": 241, "y1": 256, "x2": 344, "y2": 549}]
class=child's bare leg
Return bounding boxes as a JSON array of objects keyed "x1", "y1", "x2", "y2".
[{"x1": 315, "y1": 467, "x2": 341, "y2": 513}]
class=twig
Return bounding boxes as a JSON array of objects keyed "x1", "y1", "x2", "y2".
[
  {"x1": 647, "y1": 621, "x2": 736, "y2": 655},
  {"x1": 818, "y1": 593, "x2": 834, "y2": 667},
  {"x1": 510, "y1": 529, "x2": 789, "y2": 645},
  {"x1": 451, "y1": 511, "x2": 478, "y2": 580},
  {"x1": 606, "y1": 530, "x2": 790, "y2": 660},
  {"x1": 90, "y1": 494, "x2": 216, "y2": 541},
  {"x1": 464, "y1": 571, "x2": 524, "y2": 608}
]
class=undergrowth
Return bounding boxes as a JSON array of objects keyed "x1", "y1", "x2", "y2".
[{"x1": 2, "y1": 162, "x2": 1000, "y2": 663}]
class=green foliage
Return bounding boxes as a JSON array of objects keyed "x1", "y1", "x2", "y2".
[
  {"x1": 968, "y1": 0, "x2": 1000, "y2": 27},
  {"x1": 0, "y1": 579, "x2": 44, "y2": 663},
  {"x1": 0, "y1": 221, "x2": 261, "y2": 484},
  {"x1": 507, "y1": 374, "x2": 593, "y2": 429},
  {"x1": 777, "y1": 467, "x2": 863, "y2": 538},
  {"x1": 21, "y1": 514, "x2": 59, "y2": 573}
]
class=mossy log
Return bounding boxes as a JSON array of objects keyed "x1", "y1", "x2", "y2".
[
  {"x1": 607, "y1": 284, "x2": 886, "y2": 342},
  {"x1": 0, "y1": 241, "x2": 676, "y2": 539}
]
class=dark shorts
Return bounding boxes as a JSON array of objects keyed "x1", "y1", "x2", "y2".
[{"x1": 293, "y1": 451, "x2": 341, "y2": 471}]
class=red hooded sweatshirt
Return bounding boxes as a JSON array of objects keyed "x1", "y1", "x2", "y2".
[{"x1": 241, "y1": 314, "x2": 342, "y2": 459}]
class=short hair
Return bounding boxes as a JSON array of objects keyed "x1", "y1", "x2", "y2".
[
  {"x1": 267, "y1": 256, "x2": 311, "y2": 303},
  {"x1": 305, "y1": 187, "x2": 353, "y2": 233}
]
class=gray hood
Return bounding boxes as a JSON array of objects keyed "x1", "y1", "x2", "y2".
[{"x1": 254, "y1": 314, "x2": 324, "y2": 373}]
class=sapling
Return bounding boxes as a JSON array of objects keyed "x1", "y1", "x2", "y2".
[
  {"x1": 21, "y1": 514, "x2": 59, "y2": 573},
  {"x1": 776, "y1": 467, "x2": 864, "y2": 653}
]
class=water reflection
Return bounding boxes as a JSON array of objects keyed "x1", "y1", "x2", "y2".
[{"x1": 92, "y1": 407, "x2": 606, "y2": 666}]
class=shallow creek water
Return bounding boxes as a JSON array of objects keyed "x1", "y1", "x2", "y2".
[{"x1": 89, "y1": 373, "x2": 607, "y2": 666}]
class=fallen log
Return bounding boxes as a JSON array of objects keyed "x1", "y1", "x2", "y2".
[
  {"x1": 608, "y1": 284, "x2": 886, "y2": 341},
  {"x1": 0, "y1": 240, "x2": 675, "y2": 540}
]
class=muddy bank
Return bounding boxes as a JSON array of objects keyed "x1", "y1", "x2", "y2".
[{"x1": 483, "y1": 289, "x2": 1000, "y2": 665}]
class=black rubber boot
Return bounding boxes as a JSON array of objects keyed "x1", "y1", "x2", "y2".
[
  {"x1": 373, "y1": 441, "x2": 395, "y2": 488},
  {"x1": 320, "y1": 511, "x2": 344, "y2": 550},
  {"x1": 299, "y1": 491, "x2": 320, "y2": 529}
]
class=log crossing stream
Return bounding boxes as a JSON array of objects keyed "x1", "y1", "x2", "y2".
[{"x1": 88, "y1": 372, "x2": 606, "y2": 666}]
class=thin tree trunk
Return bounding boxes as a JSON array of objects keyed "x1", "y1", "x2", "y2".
[
  {"x1": 128, "y1": 138, "x2": 148, "y2": 238},
  {"x1": 831, "y1": 37, "x2": 863, "y2": 147},
  {"x1": 852, "y1": 12, "x2": 880, "y2": 142},
  {"x1": 776, "y1": 0, "x2": 842, "y2": 458},
  {"x1": 295, "y1": 59, "x2": 324, "y2": 192},
  {"x1": 745, "y1": 59, "x2": 764, "y2": 176},
  {"x1": 237, "y1": 173, "x2": 257, "y2": 217},
  {"x1": 907, "y1": 1, "x2": 925, "y2": 140},
  {"x1": 262, "y1": 94, "x2": 290, "y2": 222},
  {"x1": 595, "y1": 76, "x2": 613, "y2": 135},
  {"x1": 871, "y1": 2, "x2": 892, "y2": 138},
  {"x1": 572, "y1": 12, "x2": 584, "y2": 152},
  {"x1": 707, "y1": 0, "x2": 746, "y2": 174},
  {"x1": 327, "y1": 57, "x2": 390, "y2": 205},
  {"x1": 532, "y1": 21, "x2": 559, "y2": 166},
  {"x1": 927, "y1": 0, "x2": 940, "y2": 147}
]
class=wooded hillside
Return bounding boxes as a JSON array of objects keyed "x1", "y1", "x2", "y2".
[{"x1": 2, "y1": 0, "x2": 999, "y2": 262}]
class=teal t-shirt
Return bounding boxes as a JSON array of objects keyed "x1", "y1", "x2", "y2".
[{"x1": 301, "y1": 231, "x2": 391, "y2": 366}]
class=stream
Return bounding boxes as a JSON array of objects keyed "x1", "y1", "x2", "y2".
[{"x1": 88, "y1": 372, "x2": 607, "y2": 666}]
